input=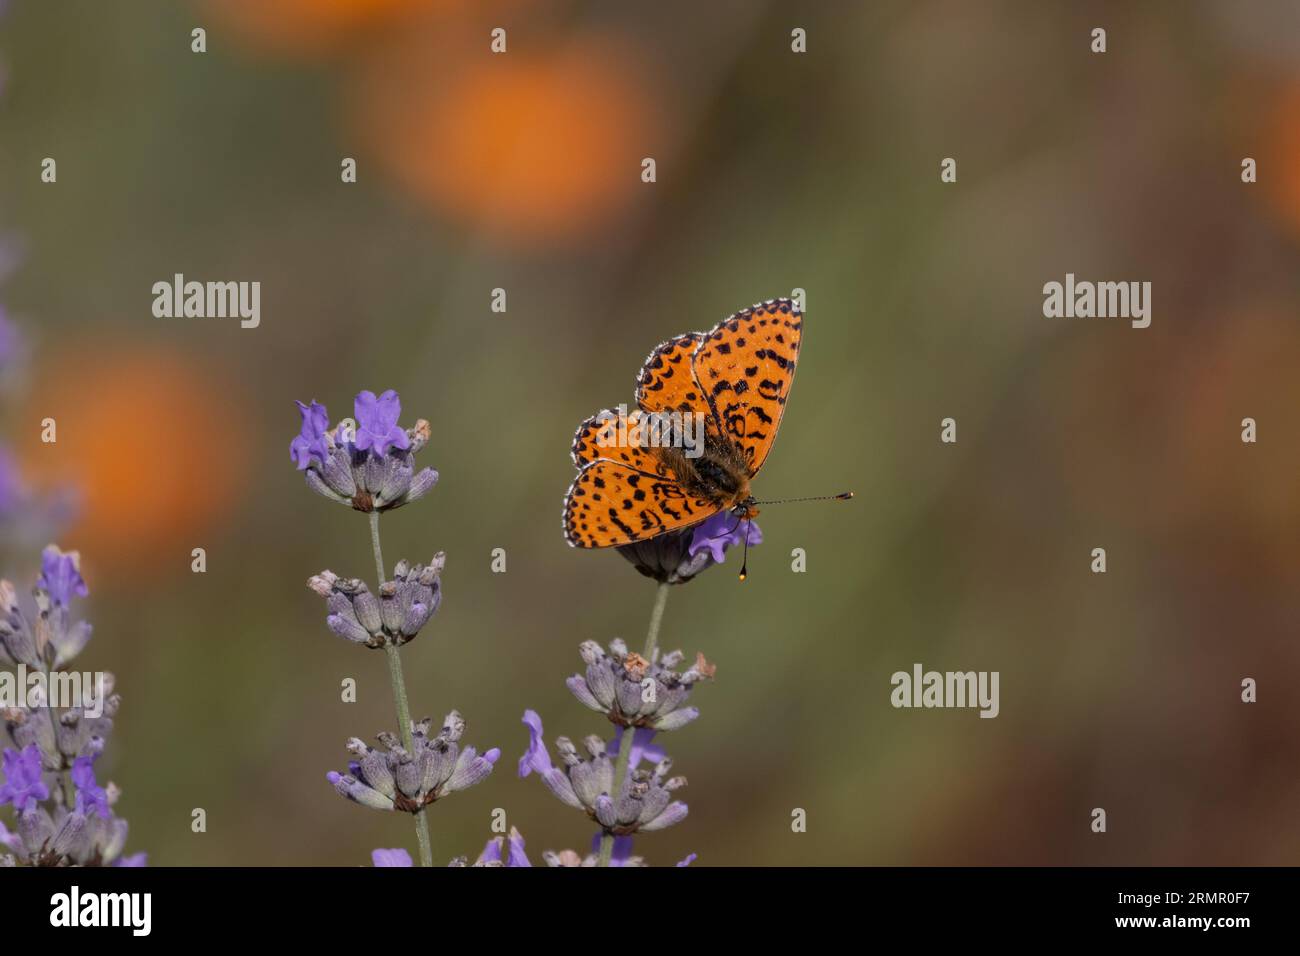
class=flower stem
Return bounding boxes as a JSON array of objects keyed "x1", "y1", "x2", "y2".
[
  {"x1": 642, "y1": 580, "x2": 670, "y2": 665},
  {"x1": 369, "y1": 511, "x2": 433, "y2": 868},
  {"x1": 597, "y1": 580, "x2": 671, "y2": 867}
]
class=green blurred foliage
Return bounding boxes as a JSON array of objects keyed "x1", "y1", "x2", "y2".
[{"x1": 2, "y1": 0, "x2": 1299, "y2": 865}]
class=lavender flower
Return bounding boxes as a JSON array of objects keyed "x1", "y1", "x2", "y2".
[
  {"x1": 447, "y1": 827, "x2": 532, "y2": 867},
  {"x1": 4, "y1": 799, "x2": 136, "y2": 867},
  {"x1": 71, "y1": 756, "x2": 110, "y2": 819},
  {"x1": 354, "y1": 390, "x2": 411, "y2": 456},
  {"x1": 289, "y1": 390, "x2": 437, "y2": 513},
  {"x1": 372, "y1": 847, "x2": 413, "y2": 867},
  {"x1": 37, "y1": 545, "x2": 88, "y2": 607},
  {"x1": 1, "y1": 562, "x2": 97, "y2": 672},
  {"x1": 540, "y1": 834, "x2": 696, "y2": 868},
  {"x1": 617, "y1": 511, "x2": 762, "y2": 584},
  {"x1": 567, "y1": 638, "x2": 714, "y2": 731},
  {"x1": 4, "y1": 674, "x2": 116, "y2": 770},
  {"x1": 0, "y1": 745, "x2": 48, "y2": 812},
  {"x1": 517, "y1": 711, "x2": 686, "y2": 836},
  {"x1": 327, "y1": 711, "x2": 499, "y2": 813},
  {"x1": 307, "y1": 555, "x2": 443, "y2": 648},
  {"x1": 0, "y1": 548, "x2": 141, "y2": 868},
  {"x1": 290, "y1": 400, "x2": 329, "y2": 471}
]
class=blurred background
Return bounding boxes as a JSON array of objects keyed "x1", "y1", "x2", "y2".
[{"x1": 2, "y1": 0, "x2": 1299, "y2": 865}]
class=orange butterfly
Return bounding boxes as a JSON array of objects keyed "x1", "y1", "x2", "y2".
[{"x1": 563, "y1": 298, "x2": 804, "y2": 549}]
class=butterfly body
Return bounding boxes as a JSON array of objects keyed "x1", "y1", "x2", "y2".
[
  {"x1": 564, "y1": 298, "x2": 802, "y2": 548},
  {"x1": 656, "y1": 433, "x2": 756, "y2": 518}
]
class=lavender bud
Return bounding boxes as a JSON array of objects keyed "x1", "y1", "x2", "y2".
[
  {"x1": 565, "y1": 638, "x2": 712, "y2": 733},
  {"x1": 326, "y1": 713, "x2": 496, "y2": 813}
]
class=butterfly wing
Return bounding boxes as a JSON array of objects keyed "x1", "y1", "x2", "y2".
[
  {"x1": 635, "y1": 332, "x2": 713, "y2": 417},
  {"x1": 563, "y1": 459, "x2": 720, "y2": 548},
  {"x1": 692, "y1": 298, "x2": 802, "y2": 477},
  {"x1": 570, "y1": 409, "x2": 677, "y2": 478}
]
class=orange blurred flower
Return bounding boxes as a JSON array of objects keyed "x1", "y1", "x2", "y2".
[
  {"x1": 1264, "y1": 85, "x2": 1300, "y2": 236},
  {"x1": 203, "y1": 0, "x2": 430, "y2": 58},
  {"x1": 351, "y1": 38, "x2": 663, "y2": 245},
  {"x1": 20, "y1": 345, "x2": 243, "y2": 577}
]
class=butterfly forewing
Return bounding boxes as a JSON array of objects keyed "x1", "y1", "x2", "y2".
[
  {"x1": 692, "y1": 299, "x2": 802, "y2": 477},
  {"x1": 635, "y1": 332, "x2": 713, "y2": 418}
]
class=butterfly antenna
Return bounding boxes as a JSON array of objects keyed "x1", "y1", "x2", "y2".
[
  {"x1": 750, "y1": 491, "x2": 854, "y2": 506},
  {"x1": 738, "y1": 517, "x2": 751, "y2": 582},
  {"x1": 701, "y1": 510, "x2": 746, "y2": 543}
]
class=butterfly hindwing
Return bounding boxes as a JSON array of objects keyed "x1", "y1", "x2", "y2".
[
  {"x1": 563, "y1": 459, "x2": 719, "y2": 548},
  {"x1": 570, "y1": 409, "x2": 677, "y2": 478},
  {"x1": 692, "y1": 298, "x2": 802, "y2": 477}
]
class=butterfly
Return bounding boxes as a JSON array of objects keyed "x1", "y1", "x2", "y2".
[{"x1": 563, "y1": 298, "x2": 804, "y2": 549}]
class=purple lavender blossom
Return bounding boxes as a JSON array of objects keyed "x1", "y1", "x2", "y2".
[
  {"x1": 306, "y1": 557, "x2": 443, "y2": 649},
  {"x1": 0, "y1": 819, "x2": 21, "y2": 853},
  {"x1": 518, "y1": 709, "x2": 550, "y2": 778},
  {"x1": 689, "y1": 511, "x2": 763, "y2": 563},
  {"x1": 617, "y1": 510, "x2": 762, "y2": 584},
  {"x1": 372, "y1": 847, "x2": 413, "y2": 867},
  {"x1": 517, "y1": 711, "x2": 686, "y2": 835},
  {"x1": 539, "y1": 833, "x2": 693, "y2": 867},
  {"x1": 591, "y1": 832, "x2": 636, "y2": 866},
  {"x1": 568, "y1": 638, "x2": 713, "y2": 732},
  {"x1": 608, "y1": 724, "x2": 666, "y2": 768},
  {"x1": 37, "y1": 545, "x2": 88, "y2": 607},
  {"x1": 71, "y1": 756, "x2": 110, "y2": 819},
  {"x1": 0, "y1": 745, "x2": 49, "y2": 812},
  {"x1": 505, "y1": 828, "x2": 531, "y2": 867},
  {"x1": 520, "y1": 710, "x2": 663, "y2": 778},
  {"x1": 469, "y1": 827, "x2": 531, "y2": 867},
  {"x1": 114, "y1": 853, "x2": 148, "y2": 868},
  {"x1": 289, "y1": 400, "x2": 330, "y2": 471},
  {"x1": 354, "y1": 390, "x2": 411, "y2": 457},
  {"x1": 328, "y1": 712, "x2": 499, "y2": 812},
  {"x1": 290, "y1": 390, "x2": 436, "y2": 513}
]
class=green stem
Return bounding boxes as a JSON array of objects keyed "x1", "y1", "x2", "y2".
[
  {"x1": 641, "y1": 580, "x2": 670, "y2": 665},
  {"x1": 370, "y1": 511, "x2": 433, "y2": 868},
  {"x1": 597, "y1": 581, "x2": 671, "y2": 867}
]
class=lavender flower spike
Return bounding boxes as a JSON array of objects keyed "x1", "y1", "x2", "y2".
[
  {"x1": 290, "y1": 390, "x2": 436, "y2": 513},
  {"x1": 307, "y1": 555, "x2": 443, "y2": 648},
  {"x1": 568, "y1": 638, "x2": 714, "y2": 731},
  {"x1": 328, "y1": 711, "x2": 499, "y2": 813},
  {"x1": 519, "y1": 714, "x2": 687, "y2": 836}
]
